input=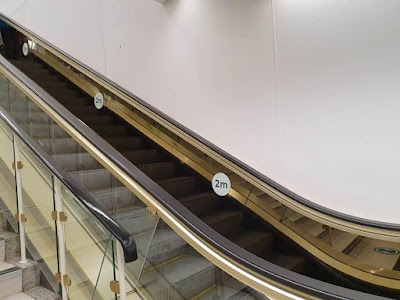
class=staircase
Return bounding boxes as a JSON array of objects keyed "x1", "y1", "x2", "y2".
[{"x1": 0, "y1": 210, "x2": 59, "y2": 300}]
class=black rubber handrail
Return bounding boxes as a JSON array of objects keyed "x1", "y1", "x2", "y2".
[
  {"x1": 0, "y1": 75, "x2": 137, "y2": 262},
  {"x1": 0, "y1": 37, "x2": 390, "y2": 300},
  {"x1": 0, "y1": 13, "x2": 397, "y2": 232}
]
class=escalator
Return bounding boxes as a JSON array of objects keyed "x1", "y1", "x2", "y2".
[
  {"x1": 0, "y1": 14, "x2": 398, "y2": 300},
  {"x1": 6, "y1": 58, "x2": 308, "y2": 299},
  {"x1": 0, "y1": 56, "x2": 394, "y2": 300}
]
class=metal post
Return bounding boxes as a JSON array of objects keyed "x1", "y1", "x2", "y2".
[
  {"x1": 116, "y1": 242, "x2": 127, "y2": 300},
  {"x1": 13, "y1": 135, "x2": 27, "y2": 264},
  {"x1": 54, "y1": 178, "x2": 68, "y2": 300}
]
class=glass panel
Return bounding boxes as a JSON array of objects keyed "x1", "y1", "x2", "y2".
[
  {"x1": 92, "y1": 235, "x2": 116, "y2": 300},
  {"x1": 17, "y1": 138, "x2": 59, "y2": 291},
  {"x1": 120, "y1": 209, "x2": 159, "y2": 288},
  {"x1": 136, "y1": 221, "x2": 265, "y2": 300},
  {"x1": 60, "y1": 182, "x2": 122, "y2": 299},
  {"x1": 0, "y1": 117, "x2": 18, "y2": 231}
]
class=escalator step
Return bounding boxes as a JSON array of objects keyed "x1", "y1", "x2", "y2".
[
  {"x1": 45, "y1": 87, "x2": 81, "y2": 97},
  {"x1": 90, "y1": 185, "x2": 138, "y2": 213},
  {"x1": 56, "y1": 96, "x2": 90, "y2": 105},
  {"x1": 121, "y1": 149, "x2": 159, "y2": 165},
  {"x1": 138, "y1": 162, "x2": 177, "y2": 180},
  {"x1": 38, "y1": 137, "x2": 80, "y2": 154},
  {"x1": 25, "y1": 124, "x2": 70, "y2": 138},
  {"x1": 80, "y1": 114, "x2": 116, "y2": 125},
  {"x1": 179, "y1": 193, "x2": 217, "y2": 217},
  {"x1": 107, "y1": 136, "x2": 144, "y2": 151},
  {"x1": 11, "y1": 60, "x2": 43, "y2": 69},
  {"x1": 136, "y1": 226, "x2": 189, "y2": 268},
  {"x1": 52, "y1": 152, "x2": 102, "y2": 172},
  {"x1": 268, "y1": 253, "x2": 305, "y2": 273},
  {"x1": 158, "y1": 176, "x2": 197, "y2": 198},
  {"x1": 202, "y1": 210, "x2": 243, "y2": 238},
  {"x1": 34, "y1": 79, "x2": 70, "y2": 89},
  {"x1": 17, "y1": 67, "x2": 53, "y2": 76},
  {"x1": 67, "y1": 104, "x2": 100, "y2": 115},
  {"x1": 25, "y1": 73, "x2": 60, "y2": 82},
  {"x1": 91, "y1": 125, "x2": 130, "y2": 137},
  {"x1": 139, "y1": 254, "x2": 215, "y2": 300},
  {"x1": 232, "y1": 231, "x2": 274, "y2": 257}
]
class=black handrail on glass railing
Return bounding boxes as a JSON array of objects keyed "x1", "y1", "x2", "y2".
[
  {"x1": 0, "y1": 12, "x2": 397, "y2": 232},
  {"x1": 0, "y1": 49, "x2": 389, "y2": 299},
  {"x1": 0, "y1": 92, "x2": 137, "y2": 263}
]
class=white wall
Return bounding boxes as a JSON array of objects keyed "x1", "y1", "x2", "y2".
[{"x1": 1, "y1": 0, "x2": 399, "y2": 223}]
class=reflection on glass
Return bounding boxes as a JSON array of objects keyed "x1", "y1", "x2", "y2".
[{"x1": 0, "y1": 118, "x2": 18, "y2": 231}]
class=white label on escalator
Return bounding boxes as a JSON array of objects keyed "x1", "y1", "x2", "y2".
[
  {"x1": 22, "y1": 42, "x2": 29, "y2": 57},
  {"x1": 94, "y1": 92, "x2": 104, "y2": 110},
  {"x1": 212, "y1": 173, "x2": 231, "y2": 197}
]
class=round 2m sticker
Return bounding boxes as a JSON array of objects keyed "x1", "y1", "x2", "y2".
[
  {"x1": 94, "y1": 92, "x2": 104, "y2": 110},
  {"x1": 212, "y1": 173, "x2": 231, "y2": 196},
  {"x1": 22, "y1": 42, "x2": 29, "y2": 57}
]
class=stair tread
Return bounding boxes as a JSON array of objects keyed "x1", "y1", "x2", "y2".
[
  {"x1": 201, "y1": 210, "x2": 242, "y2": 225},
  {"x1": 178, "y1": 192, "x2": 214, "y2": 202},
  {"x1": 232, "y1": 230, "x2": 273, "y2": 249},
  {"x1": 2, "y1": 293, "x2": 35, "y2": 300},
  {"x1": 268, "y1": 253, "x2": 304, "y2": 271},
  {"x1": 0, "y1": 261, "x2": 16, "y2": 272},
  {"x1": 24, "y1": 286, "x2": 60, "y2": 300},
  {"x1": 157, "y1": 176, "x2": 194, "y2": 184}
]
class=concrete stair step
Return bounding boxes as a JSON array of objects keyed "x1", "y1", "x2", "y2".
[{"x1": 0, "y1": 263, "x2": 22, "y2": 298}]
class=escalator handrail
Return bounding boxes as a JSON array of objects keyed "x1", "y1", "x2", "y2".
[
  {"x1": 0, "y1": 47, "x2": 389, "y2": 300},
  {"x1": 0, "y1": 80, "x2": 137, "y2": 263},
  {"x1": 0, "y1": 13, "x2": 397, "y2": 233}
]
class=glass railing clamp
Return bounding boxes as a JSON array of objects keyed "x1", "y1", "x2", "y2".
[
  {"x1": 110, "y1": 280, "x2": 120, "y2": 294},
  {"x1": 14, "y1": 213, "x2": 27, "y2": 223},
  {"x1": 12, "y1": 161, "x2": 23, "y2": 170},
  {"x1": 51, "y1": 211, "x2": 67, "y2": 222},
  {"x1": 55, "y1": 273, "x2": 72, "y2": 287}
]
